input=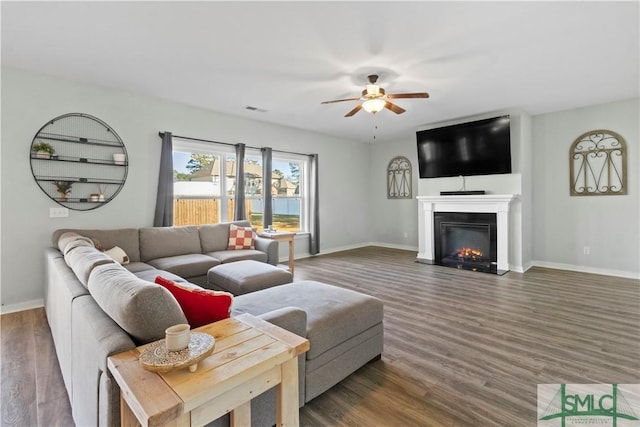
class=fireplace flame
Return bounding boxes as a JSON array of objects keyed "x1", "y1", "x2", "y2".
[{"x1": 457, "y1": 247, "x2": 484, "y2": 260}]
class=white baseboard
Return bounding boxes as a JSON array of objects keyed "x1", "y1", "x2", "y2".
[
  {"x1": 368, "y1": 242, "x2": 419, "y2": 252},
  {"x1": 1, "y1": 298, "x2": 44, "y2": 315},
  {"x1": 521, "y1": 261, "x2": 534, "y2": 272},
  {"x1": 314, "y1": 242, "x2": 372, "y2": 256},
  {"x1": 532, "y1": 260, "x2": 640, "y2": 280},
  {"x1": 313, "y1": 242, "x2": 418, "y2": 258}
]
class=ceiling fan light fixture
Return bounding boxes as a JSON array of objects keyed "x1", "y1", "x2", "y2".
[
  {"x1": 362, "y1": 98, "x2": 386, "y2": 114},
  {"x1": 322, "y1": 73, "x2": 427, "y2": 117}
]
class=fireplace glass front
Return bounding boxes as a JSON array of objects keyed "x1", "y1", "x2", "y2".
[{"x1": 434, "y1": 212, "x2": 497, "y2": 273}]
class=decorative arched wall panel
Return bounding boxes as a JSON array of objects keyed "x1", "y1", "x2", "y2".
[
  {"x1": 569, "y1": 129, "x2": 627, "y2": 196},
  {"x1": 387, "y1": 156, "x2": 412, "y2": 199}
]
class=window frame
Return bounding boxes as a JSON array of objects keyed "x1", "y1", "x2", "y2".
[
  {"x1": 270, "y1": 152, "x2": 308, "y2": 234},
  {"x1": 172, "y1": 140, "x2": 236, "y2": 224},
  {"x1": 171, "y1": 140, "x2": 309, "y2": 232}
]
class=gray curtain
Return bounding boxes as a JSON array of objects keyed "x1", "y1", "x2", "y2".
[
  {"x1": 261, "y1": 147, "x2": 273, "y2": 228},
  {"x1": 153, "y1": 132, "x2": 173, "y2": 227},
  {"x1": 234, "y1": 143, "x2": 246, "y2": 220},
  {"x1": 309, "y1": 153, "x2": 320, "y2": 255}
]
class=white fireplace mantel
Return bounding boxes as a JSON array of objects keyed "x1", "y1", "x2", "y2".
[{"x1": 417, "y1": 194, "x2": 517, "y2": 273}]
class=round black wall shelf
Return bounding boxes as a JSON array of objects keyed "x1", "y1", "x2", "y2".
[{"x1": 30, "y1": 113, "x2": 128, "y2": 211}]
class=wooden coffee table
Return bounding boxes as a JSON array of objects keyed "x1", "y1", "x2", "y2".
[{"x1": 107, "y1": 313, "x2": 310, "y2": 427}]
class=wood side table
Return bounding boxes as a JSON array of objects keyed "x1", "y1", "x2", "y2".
[
  {"x1": 258, "y1": 231, "x2": 297, "y2": 274},
  {"x1": 107, "y1": 313, "x2": 310, "y2": 427}
]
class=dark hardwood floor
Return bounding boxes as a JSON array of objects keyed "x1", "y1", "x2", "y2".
[{"x1": 2, "y1": 246, "x2": 639, "y2": 426}]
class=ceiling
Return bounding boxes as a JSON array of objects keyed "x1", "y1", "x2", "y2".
[{"x1": 2, "y1": 1, "x2": 638, "y2": 143}]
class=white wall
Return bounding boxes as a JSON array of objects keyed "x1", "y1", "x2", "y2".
[
  {"x1": 368, "y1": 136, "x2": 419, "y2": 250},
  {"x1": 532, "y1": 98, "x2": 639, "y2": 278},
  {"x1": 0, "y1": 67, "x2": 372, "y2": 311}
]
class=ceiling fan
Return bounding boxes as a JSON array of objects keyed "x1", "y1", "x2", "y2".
[{"x1": 321, "y1": 74, "x2": 429, "y2": 117}]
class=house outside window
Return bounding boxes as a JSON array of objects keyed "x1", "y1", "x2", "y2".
[
  {"x1": 172, "y1": 142, "x2": 307, "y2": 233},
  {"x1": 242, "y1": 154, "x2": 264, "y2": 230},
  {"x1": 270, "y1": 157, "x2": 305, "y2": 233}
]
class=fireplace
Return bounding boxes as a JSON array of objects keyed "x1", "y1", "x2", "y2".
[
  {"x1": 434, "y1": 212, "x2": 497, "y2": 273},
  {"x1": 417, "y1": 194, "x2": 516, "y2": 275}
]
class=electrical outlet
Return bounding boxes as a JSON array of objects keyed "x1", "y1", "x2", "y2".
[
  {"x1": 403, "y1": 232, "x2": 408, "y2": 238},
  {"x1": 583, "y1": 246, "x2": 590, "y2": 255},
  {"x1": 50, "y1": 207, "x2": 69, "y2": 218}
]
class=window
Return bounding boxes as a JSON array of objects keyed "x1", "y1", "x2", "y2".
[
  {"x1": 270, "y1": 157, "x2": 305, "y2": 233},
  {"x1": 172, "y1": 140, "x2": 236, "y2": 226},
  {"x1": 172, "y1": 141, "x2": 308, "y2": 233},
  {"x1": 242, "y1": 154, "x2": 264, "y2": 230}
]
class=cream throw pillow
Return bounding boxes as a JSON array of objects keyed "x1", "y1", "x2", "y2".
[{"x1": 104, "y1": 246, "x2": 130, "y2": 265}]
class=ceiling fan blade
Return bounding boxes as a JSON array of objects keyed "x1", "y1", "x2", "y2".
[
  {"x1": 385, "y1": 101, "x2": 406, "y2": 115},
  {"x1": 386, "y1": 92, "x2": 430, "y2": 99},
  {"x1": 345, "y1": 104, "x2": 363, "y2": 117},
  {"x1": 321, "y1": 97, "x2": 362, "y2": 104}
]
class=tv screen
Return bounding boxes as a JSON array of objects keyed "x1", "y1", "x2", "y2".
[{"x1": 416, "y1": 115, "x2": 512, "y2": 179}]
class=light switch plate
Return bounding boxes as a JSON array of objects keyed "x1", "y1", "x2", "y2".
[{"x1": 49, "y1": 207, "x2": 69, "y2": 218}]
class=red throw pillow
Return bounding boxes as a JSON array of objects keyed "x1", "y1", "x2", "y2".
[
  {"x1": 227, "y1": 224, "x2": 256, "y2": 250},
  {"x1": 155, "y1": 276, "x2": 233, "y2": 328}
]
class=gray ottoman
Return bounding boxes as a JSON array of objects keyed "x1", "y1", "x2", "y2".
[
  {"x1": 232, "y1": 280, "x2": 384, "y2": 402},
  {"x1": 207, "y1": 260, "x2": 293, "y2": 294}
]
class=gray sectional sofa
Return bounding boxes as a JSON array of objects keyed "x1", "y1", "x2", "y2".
[{"x1": 45, "y1": 221, "x2": 384, "y2": 427}]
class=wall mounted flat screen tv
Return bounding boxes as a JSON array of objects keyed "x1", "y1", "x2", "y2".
[{"x1": 417, "y1": 115, "x2": 512, "y2": 179}]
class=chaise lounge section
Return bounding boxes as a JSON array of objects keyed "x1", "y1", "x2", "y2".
[{"x1": 46, "y1": 222, "x2": 384, "y2": 426}]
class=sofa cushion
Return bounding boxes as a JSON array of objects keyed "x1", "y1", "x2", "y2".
[
  {"x1": 207, "y1": 250, "x2": 268, "y2": 264},
  {"x1": 233, "y1": 281, "x2": 384, "y2": 360},
  {"x1": 199, "y1": 220, "x2": 253, "y2": 253},
  {"x1": 147, "y1": 254, "x2": 220, "y2": 278},
  {"x1": 53, "y1": 228, "x2": 142, "y2": 262},
  {"x1": 133, "y1": 269, "x2": 189, "y2": 284},
  {"x1": 139, "y1": 226, "x2": 202, "y2": 262},
  {"x1": 123, "y1": 261, "x2": 156, "y2": 274},
  {"x1": 227, "y1": 224, "x2": 256, "y2": 250},
  {"x1": 62, "y1": 239, "x2": 96, "y2": 259},
  {"x1": 155, "y1": 276, "x2": 233, "y2": 328},
  {"x1": 198, "y1": 223, "x2": 230, "y2": 253},
  {"x1": 64, "y1": 245, "x2": 115, "y2": 287},
  {"x1": 58, "y1": 231, "x2": 94, "y2": 254},
  {"x1": 58, "y1": 231, "x2": 80, "y2": 252},
  {"x1": 87, "y1": 263, "x2": 187, "y2": 344}
]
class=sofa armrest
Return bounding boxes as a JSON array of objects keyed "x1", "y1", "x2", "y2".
[
  {"x1": 71, "y1": 295, "x2": 136, "y2": 426},
  {"x1": 254, "y1": 236, "x2": 279, "y2": 266},
  {"x1": 257, "y1": 306, "x2": 307, "y2": 338}
]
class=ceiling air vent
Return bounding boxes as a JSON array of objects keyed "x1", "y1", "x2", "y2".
[{"x1": 244, "y1": 106, "x2": 268, "y2": 113}]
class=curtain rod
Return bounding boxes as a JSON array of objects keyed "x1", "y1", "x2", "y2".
[{"x1": 158, "y1": 132, "x2": 312, "y2": 157}]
